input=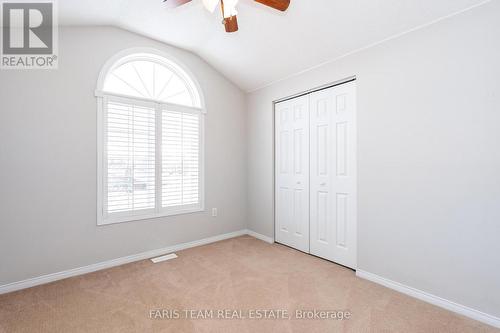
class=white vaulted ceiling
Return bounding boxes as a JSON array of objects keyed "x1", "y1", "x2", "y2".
[{"x1": 59, "y1": 0, "x2": 488, "y2": 91}]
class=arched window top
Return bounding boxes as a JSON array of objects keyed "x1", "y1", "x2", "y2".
[{"x1": 98, "y1": 50, "x2": 202, "y2": 108}]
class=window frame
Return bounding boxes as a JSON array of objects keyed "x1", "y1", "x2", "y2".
[{"x1": 96, "y1": 48, "x2": 206, "y2": 226}]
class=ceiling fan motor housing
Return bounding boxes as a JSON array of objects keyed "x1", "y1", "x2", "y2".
[{"x1": 224, "y1": 15, "x2": 238, "y2": 33}]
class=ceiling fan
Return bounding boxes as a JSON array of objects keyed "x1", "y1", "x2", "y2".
[{"x1": 163, "y1": 0, "x2": 290, "y2": 33}]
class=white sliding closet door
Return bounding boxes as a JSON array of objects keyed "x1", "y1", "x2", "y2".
[
  {"x1": 274, "y1": 95, "x2": 310, "y2": 253},
  {"x1": 309, "y1": 82, "x2": 357, "y2": 269}
]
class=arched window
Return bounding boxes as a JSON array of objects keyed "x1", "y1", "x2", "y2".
[
  {"x1": 102, "y1": 53, "x2": 201, "y2": 107},
  {"x1": 96, "y1": 49, "x2": 205, "y2": 225}
]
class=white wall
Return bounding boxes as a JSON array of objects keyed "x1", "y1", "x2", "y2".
[
  {"x1": 247, "y1": 1, "x2": 500, "y2": 318},
  {"x1": 0, "y1": 26, "x2": 247, "y2": 285}
]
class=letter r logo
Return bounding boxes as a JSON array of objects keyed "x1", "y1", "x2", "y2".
[{"x1": 2, "y1": 2, "x2": 53, "y2": 54}]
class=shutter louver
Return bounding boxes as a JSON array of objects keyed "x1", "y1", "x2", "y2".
[
  {"x1": 162, "y1": 110, "x2": 200, "y2": 209},
  {"x1": 106, "y1": 101, "x2": 156, "y2": 214}
]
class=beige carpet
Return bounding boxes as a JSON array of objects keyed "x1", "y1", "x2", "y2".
[{"x1": 0, "y1": 236, "x2": 497, "y2": 333}]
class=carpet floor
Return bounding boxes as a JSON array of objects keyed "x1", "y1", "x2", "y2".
[{"x1": 0, "y1": 236, "x2": 498, "y2": 332}]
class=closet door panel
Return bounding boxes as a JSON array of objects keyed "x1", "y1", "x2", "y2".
[
  {"x1": 310, "y1": 82, "x2": 357, "y2": 269},
  {"x1": 275, "y1": 96, "x2": 310, "y2": 253},
  {"x1": 310, "y1": 90, "x2": 334, "y2": 258},
  {"x1": 331, "y1": 82, "x2": 357, "y2": 269}
]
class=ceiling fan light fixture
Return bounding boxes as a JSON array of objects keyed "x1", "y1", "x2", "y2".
[
  {"x1": 164, "y1": 0, "x2": 290, "y2": 34},
  {"x1": 221, "y1": 0, "x2": 238, "y2": 18},
  {"x1": 202, "y1": 0, "x2": 219, "y2": 13}
]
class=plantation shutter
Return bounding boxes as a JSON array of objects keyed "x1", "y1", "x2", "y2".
[
  {"x1": 105, "y1": 100, "x2": 156, "y2": 214},
  {"x1": 161, "y1": 110, "x2": 201, "y2": 209}
]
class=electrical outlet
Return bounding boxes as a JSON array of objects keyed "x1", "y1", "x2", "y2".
[{"x1": 212, "y1": 208, "x2": 218, "y2": 217}]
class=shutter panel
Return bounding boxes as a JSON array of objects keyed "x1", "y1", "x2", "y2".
[
  {"x1": 106, "y1": 100, "x2": 156, "y2": 214},
  {"x1": 162, "y1": 110, "x2": 200, "y2": 209}
]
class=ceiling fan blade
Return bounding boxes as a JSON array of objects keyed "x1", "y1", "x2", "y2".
[
  {"x1": 163, "y1": 0, "x2": 192, "y2": 8},
  {"x1": 254, "y1": 0, "x2": 290, "y2": 11},
  {"x1": 224, "y1": 15, "x2": 239, "y2": 33}
]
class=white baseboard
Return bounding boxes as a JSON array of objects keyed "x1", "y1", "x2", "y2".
[
  {"x1": 245, "y1": 229, "x2": 274, "y2": 244},
  {"x1": 0, "y1": 229, "x2": 248, "y2": 295},
  {"x1": 356, "y1": 270, "x2": 500, "y2": 329}
]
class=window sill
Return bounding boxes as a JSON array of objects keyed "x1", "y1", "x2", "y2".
[{"x1": 97, "y1": 207, "x2": 205, "y2": 226}]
